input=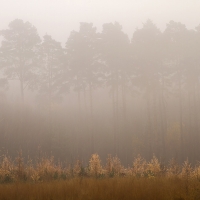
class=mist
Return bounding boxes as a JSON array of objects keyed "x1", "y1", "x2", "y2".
[{"x1": 0, "y1": 1, "x2": 200, "y2": 166}]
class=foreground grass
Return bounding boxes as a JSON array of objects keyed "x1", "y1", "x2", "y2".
[
  {"x1": 1, "y1": 153, "x2": 200, "y2": 199},
  {"x1": 0, "y1": 177, "x2": 200, "y2": 200}
]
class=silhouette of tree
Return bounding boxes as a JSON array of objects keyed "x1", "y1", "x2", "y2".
[
  {"x1": 35, "y1": 34, "x2": 66, "y2": 152},
  {"x1": 0, "y1": 19, "x2": 41, "y2": 102},
  {"x1": 37, "y1": 34, "x2": 65, "y2": 106},
  {"x1": 0, "y1": 51, "x2": 8, "y2": 149},
  {"x1": 163, "y1": 21, "x2": 190, "y2": 160},
  {"x1": 65, "y1": 22, "x2": 101, "y2": 153},
  {"x1": 99, "y1": 22, "x2": 131, "y2": 155},
  {"x1": 177, "y1": 25, "x2": 200, "y2": 160},
  {"x1": 131, "y1": 20, "x2": 167, "y2": 159}
]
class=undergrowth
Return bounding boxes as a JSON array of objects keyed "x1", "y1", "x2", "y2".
[{"x1": 0, "y1": 153, "x2": 200, "y2": 199}]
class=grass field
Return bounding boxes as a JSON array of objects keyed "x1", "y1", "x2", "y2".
[
  {"x1": 0, "y1": 177, "x2": 200, "y2": 200},
  {"x1": 1, "y1": 153, "x2": 200, "y2": 199}
]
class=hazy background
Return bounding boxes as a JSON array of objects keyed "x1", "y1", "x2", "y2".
[
  {"x1": 1, "y1": 0, "x2": 200, "y2": 166},
  {"x1": 1, "y1": 0, "x2": 200, "y2": 44}
]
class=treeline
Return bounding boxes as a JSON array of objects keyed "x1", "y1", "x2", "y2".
[{"x1": 0, "y1": 19, "x2": 200, "y2": 164}]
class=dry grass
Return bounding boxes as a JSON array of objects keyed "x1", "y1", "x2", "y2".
[
  {"x1": 1, "y1": 153, "x2": 200, "y2": 199},
  {"x1": 0, "y1": 177, "x2": 200, "y2": 200}
]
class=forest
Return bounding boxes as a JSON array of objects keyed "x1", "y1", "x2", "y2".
[{"x1": 0, "y1": 18, "x2": 200, "y2": 166}]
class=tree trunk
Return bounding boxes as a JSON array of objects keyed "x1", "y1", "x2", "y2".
[
  {"x1": 89, "y1": 82, "x2": 94, "y2": 153},
  {"x1": 178, "y1": 70, "x2": 184, "y2": 162},
  {"x1": 159, "y1": 92, "x2": 166, "y2": 160},
  {"x1": 146, "y1": 91, "x2": 152, "y2": 159},
  {"x1": 112, "y1": 73, "x2": 117, "y2": 155},
  {"x1": 160, "y1": 71, "x2": 167, "y2": 161},
  {"x1": 193, "y1": 81, "x2": 199, "y2": 160},
  {"x1": 121, "y1": 73, "x2": 128, "y2": 165},
  {"x1": 20, "y1": 79, "x2": 24, "y2": 103},
  {"x1": 77, "y1": 87, "x2": 82, "y2": 158},
  {"x1": 115, "y1": 71, "x2": 119, "y2": 155}
]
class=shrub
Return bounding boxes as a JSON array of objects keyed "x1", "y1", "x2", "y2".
[{"x1": 89, "y1": 154, "x2": 102, "y2": 177}]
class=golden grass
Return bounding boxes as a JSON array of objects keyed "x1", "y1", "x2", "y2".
[
  {"x1": 1, "y1": 153, "x2": 200, "y2": 199},
  {"x1": 0, "y1": 177, "x2": 200, "y2": 200}
]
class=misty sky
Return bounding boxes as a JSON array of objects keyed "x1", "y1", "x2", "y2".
[{"x1": 1, "y1": 0, "x2": 200, "y2": 44}]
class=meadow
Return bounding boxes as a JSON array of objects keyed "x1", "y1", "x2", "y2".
[{"x1": 0, "y1": 153, "x2": 200, "y2": 200}]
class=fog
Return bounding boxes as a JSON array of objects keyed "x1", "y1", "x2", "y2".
[
  {"x1": 1, "y1": 0, "x2": 200, "y2": 43},
  {"x1": 0, "y1": 1, "x2": 200, "y2": 166}
]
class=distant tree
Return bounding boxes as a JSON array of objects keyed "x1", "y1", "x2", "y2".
[
  {"x1": 0, "y1": 52, "x2": 8, "y2": 150},
  {"x1": 0, "y1": 19, "x2": 41, "y2": 102},
  {"x1": 65, "y1": 22, "x2": 101, "y2": 153},
  {"x1": 37, "y1": 34, "x2": 65, "y2": 107},
  {"x1": 99, "y1": 22, "x2": 131, "y2": 155},
  {"x1": 182, "y1": 28, "x2": 200, "y2": 156},
  {"x1": 35, "y1": 34, "x2": 66, "y2": 152},
  {"x1": 131, "y1": 20, "x2": 166, "y2": 159},
  {"x1": 0, "y1": 50, "x2": 8, "y2": 89},
  {"x1": 0, "y1": 63, "x2": 8, "y2": 92},
  {"x1": 163, "y1": 21, "x2": 190, "y2": 160}
]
